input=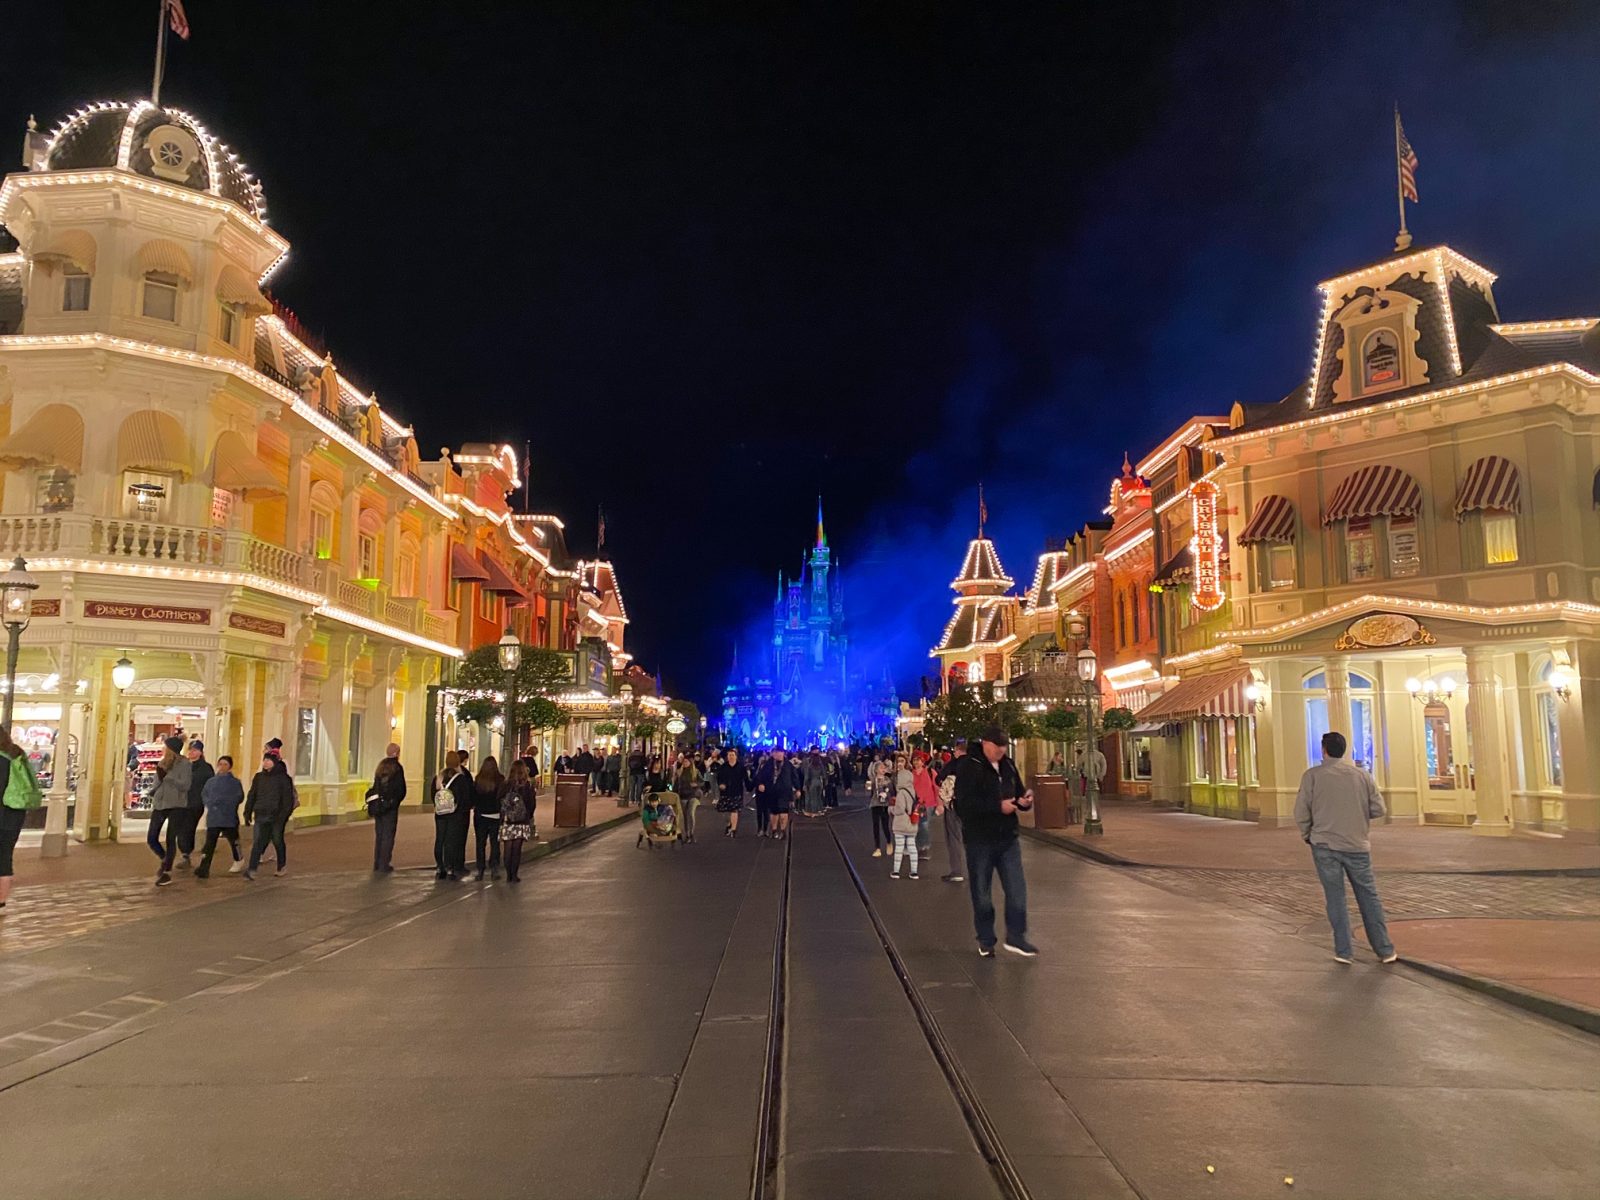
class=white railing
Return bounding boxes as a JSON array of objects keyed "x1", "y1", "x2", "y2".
[{"x1": 0, "y1": 514, "x2": 307, "y2": 589}]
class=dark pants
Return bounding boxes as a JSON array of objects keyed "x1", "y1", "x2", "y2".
[
  {"x1": 965, "y1": 837, "x2": 1027, "y2": 948},
  {"x1": 944, "y1": 807, "x2": 966, "y2": 877},
  {"x1": 451, "y1": 808, "x2": 471, "y2": 874},
  {"x1": 247, "y1": 818, "x2": 286, "y2": 872},
  {"x1": 870, "y1": 805, "x2": 892, "y2": 851},
  {"x1": 756, "y1": 794, "x2": 771, "y2": 834},
  {"x1": 197, "y1": 826, "x2": 240, "y2": 875},
  {"x1": 433, "y1": 814, "x2": 455, "y2": 876},
  {"x1": 372, "y1": 808, "x2": 399, "y2": 871},
  {"x1": 177, "y1": 807, "x2": 203, "y2": 856},
  {"x1": 474, "y1": 812, "x2": 502, "y2": 874},
  {"x1": 147, "y1": 809, "x2": 181, "y2": 871}
]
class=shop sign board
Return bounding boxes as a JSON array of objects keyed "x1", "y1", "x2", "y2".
[
  {"x1": 1334, "y1": 613, "x2": 1436, "y2": 650},
  {"x1": 227, "y1": 612, "x2": 287, "y2": 639},
  {"x1": 665, "y1": 717, "x2": 688, "y2": 736},
  {"x1": 83, "y1": 600, "x2": 211, "y2": 625},
  {"x1": 29, "y1": 598, "x2": 61, "y2": 618},
  {"x1": 1190, "y1": 481, "x2": 1224, "y2": 611}
]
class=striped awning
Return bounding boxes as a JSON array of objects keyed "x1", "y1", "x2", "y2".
[
  {"x1": 480, "y1": 554, "x2": 529, "y2": 599},
  {"x1": 1323, "y1": 465, "x2": 1422, "y2": 526},
  {"x1": 1135, "y1": 665, "x2": 1254, "y2": 723},
  {"x1": 1237, "y1": 494, "x2": 1296, "y2": 544},
  {"x1": 32, "y1": 229, "x2": 97, "y2": 274},
  {"x1": 449, "y1": 544, "x2": 489, "y2": 582},
  {"x1": 207, "y1": 430, "x2": 283, "y2": 499},
  {"x1": 215, "y1": 264, "x2": 272, "y2": 316},
  {"x1": 134, "y1": 238, "x2": 194, "y2": 284},
  {"x1": 1453, "y1": 455, "x2": 1522, "y2": 519},
  {"x1": 116, "y1": 409, "x2": 192, "y2": 478},
  {"x1": 0, "y1": 404, "x2": 85, "y2": 472},
  {"x1": 1153, "y1": 544, "x2": 1193, "y2": 584}
]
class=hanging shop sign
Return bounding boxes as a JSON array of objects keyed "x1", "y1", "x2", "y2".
[
  {"x1": 82, "y1": 600, "x2": 211, "y2": 625},
  {"x1": 1190, "y1": 481, "x2": 1225, "y2": 611},
  {"x1": 228, "y1": 612, "x2": 287, "y2": 639},
  {"x1": 1334, "y1": 613, "x2": 1436, "y2": 650},
  {"x1": 665, "y1": 717, "x2": 688, "y2": 736}
]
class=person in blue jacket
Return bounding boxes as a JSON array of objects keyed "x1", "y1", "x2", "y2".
[{"x1": 195, "y1": 755, "x2": 245, "y2": 879}]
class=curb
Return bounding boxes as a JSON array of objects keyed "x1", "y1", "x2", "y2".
[
  {"x1": 1399, "y1": 958, "x2": 1600, "y2": 1037},
  {"x1": 1018, "y1": 825, "x2": 1134, "y2": 867},
  {"x1": 524, "y1": 811, "x2": 636, "y2": 861}
]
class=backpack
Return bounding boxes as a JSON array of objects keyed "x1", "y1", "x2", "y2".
[
  {"x1": 502, "y1": 783, "x2": 529, "y2": 825},
  {"x1": 937, "y1": 774, "x2": 956, "y2": 807},
  {"x1": 2, "y1": 753, "x2": 42, "y2": 810},
  {"x1": 433, "y1": 770, "x2": 459, "y2": 816}
]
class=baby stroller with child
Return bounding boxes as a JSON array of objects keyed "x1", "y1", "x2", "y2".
[{"x1": 637, "y1": 790, "x2": 684, "y2": 849}]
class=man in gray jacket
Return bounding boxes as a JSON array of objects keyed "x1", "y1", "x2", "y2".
[{"x1": 1294, "y1": 731, "x2": 1398, "y2": 965}]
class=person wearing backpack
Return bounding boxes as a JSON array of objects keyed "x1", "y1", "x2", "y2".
[
  {"x1": 888, "y1": 752, "x2": 921, "y2": 879},
  {"x1": 499, "y1": 758, "x2": 538, "y2": 882},
  {"x1": 366, "y1": 744, "x2": 407, "y2": 874},
  {"x1": 0, "y1": 727, "x2": 41, "y2": 913},
  {"x1": 431, "y1": 751, "x2": 474, "y2": 881}
]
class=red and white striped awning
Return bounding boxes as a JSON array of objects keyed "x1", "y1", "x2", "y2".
[
  {"x1": 1323, "y1": 465, "x2": 1422, "y2": 526},
  {"x1": 1237, "y1": 494, "x2": 1296, "y2": 545},
  {"x1": 1453, "y1": 455, "x2": 1522, "y2": 519},
  {"x1": 1134, "y1": 665, "x2": 1254, "y2": 723}
]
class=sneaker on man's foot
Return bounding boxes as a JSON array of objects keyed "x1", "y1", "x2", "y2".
[
  {"x1": 274, "y1": 867, "x2": 287, "y2": 878},
  {"x1": 1333, "y1": 954, "x2": 1354, "y2": 964},
  {"x1": 1380, "y1": 953, "x2": 1400, "y2": 964},
  {"x1": 156, "y1": 872, "x2": 172, "y2": 887},
  {"x1": 177, "y1": 856, "x2": 191, "y2": 872},
  {"x1": 1003, "y1": 938, "x2": 1039, "y2": 958},
  {"x1": 941, "y1": 873, "x2": 964, "y2": 883},
  {"x1": 194, "y1": 869, "x2": 209, "y2": 880},
  {"x1": 977, "y1": 944, "x2": 995, "y2": 958},
  {"x1": 242, "y1": 869, "x2": 255, "y2": 881},
  {"x1": 229, "y1": 861, "x2": 244, "y2": 874}
]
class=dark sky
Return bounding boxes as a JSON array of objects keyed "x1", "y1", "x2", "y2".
[{"x1": 9, "y1": 2, "x2": 1597, "y2": 708}]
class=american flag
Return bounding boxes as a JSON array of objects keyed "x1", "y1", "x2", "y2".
[
  {"x1": 597, "y1": 506, "x2": 606, "y2": 551},
  {"x1": 1397, "y1": 115, "x2": 1419, "y2": 203},
  {"x1": 166, "y1": 0, "x2": 191, "y2": 40},
  {"x1": 978, "y1": 485, "x2": 988, "y2": 531}
]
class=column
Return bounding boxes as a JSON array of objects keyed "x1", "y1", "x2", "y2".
[
  {"x1": 1465, "y1": 646, "x2": 1512, "y2": 836},
  {"x1": 339, "y1": 477, "x2": 363, "y2": 580},
  {"x1": 40, "y1": 637, "x2": 76, "y2": 857},
  {"x1": 1323, "y1": 657, "x2": 1352, "y2": 744},
  {"x1": 1554, "y1": 638, "x2": 1600, "y2": 841},
  {"x1": 282, "y1": 432, "x2": 316, "y2": 558},
  {"x1": 1249, "y1": 661, "x2": 1290, "y2": 826},
  {"x1": 1374, "y1": 657, "x2": 1422, "y2": 822}
]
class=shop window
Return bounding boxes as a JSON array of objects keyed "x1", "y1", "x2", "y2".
[
  {"x1": 142, "y1": 273, "x2": 179, "y2": 322},
  {"x1": 1266, "y1": 544, "x2": 1296, "y2": 590},
  {"x1": 122, "y1": 471, "x2": 174, "y2": 520},
  {"x1": 1221, "y1": 718, "x2": 1239, "y2": 780},
  {"x1": 218, "y1": 303, "x2": 237, "y2": 346},
  {"x1": 295, "y1": 706, "x2": 317, "y2": 776},
  {"x1": 1303, "y1": 671, "x2": 1378, "y2": 773},
  {"x1": 1483, "y1": 510, "x2": 1519, "y2": 565},
  {"x1": 1388, "y1": 515, "x2": 1420, "y2": 577},
  {"x1": 1536, "y1": 662, "x2": 1564, "y2": 789},
  {"x1": 347, "y1": 711, "x2": 363, "y2": 777},
  {"x1": 1121, "y1": 733, "x2": 1152, "y2": 781},
  {"x1": 311, "y1": 509, "x2": 334, "y2": 559},
  {"x1": 478, "y1": 586, "x2": 498, "y2": 622},
  {"x1": 62, "y1": 267, "x2": 91, "y2": 312},
  {"x1": 1422, "y1": 701, "x2": 1454, "y2": 790},
  {"x1": 1345, "y1": 517, "x2": 1377, "y2": 581},
  {"x1": 34, "y1": 468, "x2": 76, "y2": 514},
  {"x1": 358, "y1": 532, "x2": 379, "y2": 579},
  {"x1": 1192, "y1": 720, "x2": 1211, "y2": 781}
]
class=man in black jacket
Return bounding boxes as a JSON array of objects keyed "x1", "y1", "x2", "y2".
[
  {"x1": 179, "y1": 740, "x2": 214, "y2": 871},
  {"x1": 952, "y1": 726, "x2": 1037, "y2": 958},
  {"x1": 754, "y1": 748, "x2": 796, "y2": 841},
  {"x1": 368, "y1": 743, "x2": 407, "y2": 873},
  {"x1": 935, "y1": 741, "x2": 969, "y2": 884}
]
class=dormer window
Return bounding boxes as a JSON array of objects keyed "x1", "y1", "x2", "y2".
[
  {"x1": 1361, "y1": 329, "x2": 1401, "y2": 388},
  {"x1": 62, "y1": 267, "x2": 91, "y2": 312},
  {"x1": 1329, "y1": 288, "x2": 1427, "y2": 403},
  {"x1": 142, "y1": 273, "x2": 180, "y2": 322}
]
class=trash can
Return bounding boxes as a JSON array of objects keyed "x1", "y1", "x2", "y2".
[
  {"x1": 1031, "y1": 774, "x2": 1069, "y2": 829},
  {"x1": 554, "y1": 773, "x2": 590, "y2": 829}
]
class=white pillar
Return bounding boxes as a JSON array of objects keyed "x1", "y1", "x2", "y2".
[
  {"x1": 40, "y1": 637, "x2": 76, "y2": 857},
  {"x1": 1466, "y1": 646, "x2": 1512, "y2": 836},
  {"x1": 1323, "y1": 657, "x2": 1352, "y2": 743}
]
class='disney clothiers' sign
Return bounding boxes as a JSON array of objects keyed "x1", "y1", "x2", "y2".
[{"x1": 82, "y1": 600, "x2": 212, "y2": 625}]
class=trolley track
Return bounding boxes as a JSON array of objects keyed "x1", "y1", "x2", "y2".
[{"x1": 751, "y1": 829, "x2": 791, "y2": 1200}]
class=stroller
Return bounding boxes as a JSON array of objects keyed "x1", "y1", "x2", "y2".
[{"x1": 637, "y1": 790, "x2": 684, "y2": 849}]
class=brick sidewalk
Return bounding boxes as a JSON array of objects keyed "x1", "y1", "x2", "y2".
[{"x1": 1024, "y1": 802, "x2": 1600, "y2": 1024}]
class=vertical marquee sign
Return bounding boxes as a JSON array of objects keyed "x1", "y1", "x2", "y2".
[{"x1": 1190, "y1": 480, "x2": 1224, "y2": 611}]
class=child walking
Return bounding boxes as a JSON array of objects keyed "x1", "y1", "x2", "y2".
[
  {"x1": 195, "y1": 755, "x2": 244, "y2": 878},
  {"x1": 888, "y1": 753, "x2": 919, "y2": 880}
]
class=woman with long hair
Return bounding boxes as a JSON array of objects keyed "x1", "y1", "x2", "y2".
[
  {"x1": 0, "y1": 726, "x2": 35, "y2": 914},
  {"x1": 473, "y1": 756, "x2": 505, "y2": 880},
  {"x1": 499, "y1": 759, "x2": 537, "y2": 882}
]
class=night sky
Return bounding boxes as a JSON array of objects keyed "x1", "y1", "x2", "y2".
[{"x1": 8, "y1": 2, "x2": 1597, "y2": 710}]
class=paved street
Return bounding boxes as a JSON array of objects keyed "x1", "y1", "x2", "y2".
[{"x1": 1, "y1": 806, "x2": 1597, "y2": 1199}]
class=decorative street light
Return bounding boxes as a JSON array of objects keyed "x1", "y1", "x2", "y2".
[
  {"x1": 0, "y1": 556, "x2": 40, "y2": 730},
  {"x1": 110, "y1": 653, "x2": 137, "y2": 842},
  {"x1": 497, "y1": 628, "x2": 521, "y2": 758},
  {"x1": 112, "y1": 655, "x2": 137, "y2": 692},
  {"x1": 617, "y1": 682, "x2": 635, "y2": 807},
  {"x1": 1066, "y1": 627, "x2": 1105, "y2": 836}
]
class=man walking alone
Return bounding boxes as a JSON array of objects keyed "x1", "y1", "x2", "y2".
[
  {"x1": 1295, "y1": 731, "x2": 1398, "y2": 965},
  {"x1": 952, "y1": 726, "x2": 1037, "y2": 958}
]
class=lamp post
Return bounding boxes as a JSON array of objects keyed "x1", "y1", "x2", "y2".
[
  {"x1": 497, "y1": 628, "x2": 521, "y2": 762},
  {"x1": 110, "y1": 654, "x2": 136, "y2": 842},
  {"x1": 617, "y1": 683, "x2": 635, "y2": 807},
  {"x1": 1076, "y1": 643, "x2": 1103, "y2": 835},
  {"x1": 0, "y1": 556, "x2": 39, "y2": 732}
]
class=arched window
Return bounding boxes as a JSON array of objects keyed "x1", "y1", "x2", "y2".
[
  {"x1": 1361, "y1": 328, "x2": 1401, "y2": 389},
  {"x1": 357, "y1": 508, "x2": 383, "y2": 580},
  {"x1": 396, "y1": 533, "x2": 420, "y2": 598},
  {"x1": 1302, "y1": 669, "x2": 1378, "y2": 772},
  {"x1": 308, "y1": 480, "x2": 339, "y2": 559},
  {"x1": 1533, "y1": 659, "x2": 1565, "y2": 789}
]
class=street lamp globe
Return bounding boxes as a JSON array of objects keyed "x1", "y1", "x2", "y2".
[
  {"x1": 0, "y1": 557, "x2": 38, "y2": 627},
  {"x1": 497, "y1": 628, "x2": 521, "y2": 673},
  {"x1": 1066, "y1": 610, "x2": 1087, "y2": 642},
  {"x1": 112, "y1": 655, "x2": 137, "y2": 691},
  {"x1": 1076, "y1": 646, "x2": 1098, "y2": 683},
  {"x1": 619, "y1": 682, "x2": 634, "y2": 703}
]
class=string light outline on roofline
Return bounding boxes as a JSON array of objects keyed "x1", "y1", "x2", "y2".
[
  {"x1": 1102, "y1": 659, "x2": 1155, "y2": 681},
  {"x1": 1046, "y1": 559, "x2": 1096, "y2": 598},
  {"x1": 578, "y1": 560, "x2": 630, "y2": 622},
  {"x1": 1231, "y1": 595, "x2": 1600, "y2": 643},
  {"x1": 444, "y1": 495, "x2": 550, "y2": 568},
  {"x1": 452, "y1": 444, "x2": 522, "y2": 490},
  {"x1": 262, "y1": 316, "x2": 413, "y2": 439},
  {"x1": 1489, "y1": 319, "x2": 1599, "y2": 336},
  {"x1": 1104, "y1": 528, "x2": 1154, "y2": 562},
  {"x1": 0, "y1": 332, "x2": 453, "y2": 518},
  {"x1": 1136, "y1": 419, "x2": 1227, "y2": 478}
]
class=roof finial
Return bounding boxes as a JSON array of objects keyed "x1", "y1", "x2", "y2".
[
  {"x1": 26, "y1": 115, "x2": 36, "y2": 133},
  {"x1": 1121, "y1": 452, "x2": 1134, "y2": 479},
  {"x1": 815, "y1": 494, "x2": 826, "y2": 549}
]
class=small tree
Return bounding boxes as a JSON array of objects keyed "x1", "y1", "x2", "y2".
[
  {"x1": 1102, "y1": 706, "x2": 1136, "y2": 733},
  {"x1": 1034, "y1": 706, "x2": 1080, "y2": 744},
  {"x1": 452, "y1": 645, "x2": 573, "y2": 737}
]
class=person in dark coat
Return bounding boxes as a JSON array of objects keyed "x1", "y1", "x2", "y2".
[
  {"x1": 572, "y1": 746, "x2": 595, "y2": 792},
  {"x1": 431, "y1": 750, "x2": 474, "y2": 881},
  {"x1": 952, "y1": 727, "x2": 1036, "y2": 957},
  {"x1": 367, "y1": 743, "x2": 407, "y2": 873},
  {"x1": 714, "y1": 748, "x2": 749, "y2": 837},
  {"x1": 754, "y1": 748, "x2": 796, "y2": 840},
  {"x1": 472, "y1": 756, "x2": 505, "y2": 880},
  {"x1": 195, "y1": 756, "x2": 244, "y2": 878},
  {"x1": 178, "y1": 739, "x2": 214, "y2": 870},
  {"x1": 242, "y1": 754, "x2": 296, "y2": 880},
  {"x1": 147, "y1": 736, "x2": 192, "y2": 886}
]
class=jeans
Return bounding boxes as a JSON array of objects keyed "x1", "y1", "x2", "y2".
[
  {"x1": 372, "y1": 808, "x2": 399, "y2": 871},
  {"x1": 147, "y1": 810, "x2": 181, "y2": 871},
  {"x1": 915, "y1": 815, "x2": 932, "y2": 855},
  {"x1": 1311, "y1": 844, "x2": 1394, "y2": 958},
  {"x1": 247, "y1": 818, "x2": 286, "y2": 872},
  {"x1": 965, "y1": 837, "x2": 1027, "y2": 948},
  {"x1": 870, "y1": 806, "x2": 892, "y2": 850},
  {"x1": 892, "y1": 832, "x2": 918, "y2": 876},
  {"x1": 474, "y1": 811, "x2": 502, "y2": 874},
  {"x1": 944, "y1": 807, "x2": 966, "y2": 877},
  {"x1": 197, "y1": 826, "x2": 240, "y2": 875}
]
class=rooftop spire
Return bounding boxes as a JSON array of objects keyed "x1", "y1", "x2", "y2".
[{"x1": 815, "y1": 495, "x2": 827, "y2": 549}]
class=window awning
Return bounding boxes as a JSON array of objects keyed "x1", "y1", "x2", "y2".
[
  {"x1": 0, "y1": 404, "x2": 85, "y2": 473},
  {"x1": 1453, "y1": 455, "x2": 1522, "y2": 519},
  {"x1": 207, "y1": 430, "x2": 283, "y2": 499},
  {"x1": 1153, "y1": 544, "x2": 1193, "y2": 585},
  {"x1": 1323, "y1": 465, "x2": 1421, "y2": 526},
  {"x1": 116, "y1": 409, "x2": 191, "y2": 478},
  {"x1": 1135, "y1": 665, "x2": 1254, "y2": 723},
  {"x1": 215, "y1": 264, "x2": 271, "y2": 316},
  {"x1": 1237, "y1": 494, "x2": 1296, "y2": 545},
  {"x1": 135, "y1": 238, "x2": 194, "y2": 284},
  {"x1": 32, "y1": 229, "x2": 97, "y2": 274},
  {"x1": 479, "y1": 554, "x2": 529, "y2": 599},
  {"x1": 449, "y1": 544, "x2": 489, "y2": 582}
]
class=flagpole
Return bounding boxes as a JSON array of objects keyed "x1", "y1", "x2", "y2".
[
  {"x1": 522, "y1": 440, "x2": 530, "y2": 513},
  {"x1": 1393, "y1": 104, "x2": 1411, "y2": 251},
  {"x1": 151, "y1": 0, "x2": 168, "y2": 105}
]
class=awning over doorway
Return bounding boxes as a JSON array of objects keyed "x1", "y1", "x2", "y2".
[
  {"x1": 449, "y1": 544, "x2": 488, "y2": 582},
  {"x1": 1153, "y1": 544, "x2": 1192, "y2": 585},
  {"x1": 1237, "y1": 494, "x2": 1296, "y2": 544},
  {"x1": 1135, "y1": 665, "x2": 1254, "y2": 723},
  {"x1": 1453, "y1": 455, "x2": 1522, "y2": 518},
  {"x1": 1323, "y1": 464, "x2": 1421, "y2": 525},
  {"x1": 0, "y1": 404, "x2": 84, "y2": 472}
]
